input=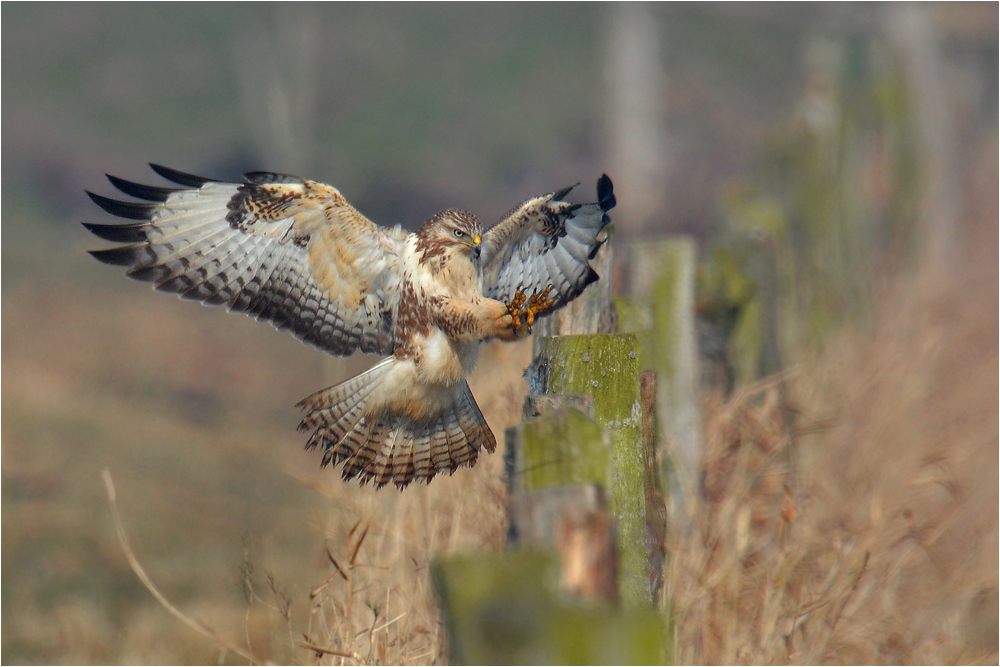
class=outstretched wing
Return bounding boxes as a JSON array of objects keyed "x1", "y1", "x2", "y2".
[
  {"x1": 84, "y1": 165, "x2": 407, "y2": 356},
  {"x1": 480, "y1": 174, "x2": 615, "y2": 318}
]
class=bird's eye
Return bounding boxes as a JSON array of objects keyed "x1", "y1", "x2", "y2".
[{"x1": 454, "y1": 229, "x2": 465, "y2": 238}]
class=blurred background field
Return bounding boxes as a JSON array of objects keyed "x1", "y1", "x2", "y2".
[{"x1": 2, "y1": 3, "x2": 996, "y2": 664}]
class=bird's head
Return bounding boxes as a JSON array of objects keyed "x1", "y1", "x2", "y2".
[{"x1": 416, "y1": 209, "x2": 483, "y2": 261}]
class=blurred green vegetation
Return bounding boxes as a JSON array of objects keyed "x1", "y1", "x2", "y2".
[{"x1": 697, "y1": 34, "x2": 926, "y2": 388}]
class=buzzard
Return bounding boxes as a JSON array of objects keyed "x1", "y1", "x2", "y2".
[{"x1": 84, "y1": 165, "x2": 615, "y2": 489}]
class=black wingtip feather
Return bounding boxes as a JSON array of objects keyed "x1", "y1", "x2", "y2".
[
  {"x1": 89, "y1": 246, "x2": 141, "y2": 267},
  {"x1": 82, "y1": 221, "x2": 150, "y2": 243},
  {"x1": 107, "y1": 174, "x2": 178, "y2": 202},
  {"x1": 86, "y1": 191, "x2": 157, "y2": 220},
  {"x1": 582, "y1": 267, "x2": 600, "y2": 288},
  {"x1": 149, "y1": 164, "x2": 217, "y2": 188},
  {"x1": 597, "y1": 174, "x2": 616, "y2": 211}
]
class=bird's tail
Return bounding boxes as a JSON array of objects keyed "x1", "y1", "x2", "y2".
[{"x1": 296, "y1": 361, "x2": 496, "y2": 489}]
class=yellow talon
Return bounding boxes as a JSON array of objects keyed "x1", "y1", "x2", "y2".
[
  {"x1": 506, "y1": 289, "x2": 528, "y2": 327},
  {"x1": 524, "y1": 287, "x2": 554, "y2": 326},
  {"x1": 505, "y1": 288, "x2": 555, "y2": 333}
]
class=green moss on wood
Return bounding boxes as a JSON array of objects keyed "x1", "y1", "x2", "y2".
[
  {"x1": 432, "y1": 551, "x2": 666, "y2": 665},
  {"x1": 526, "y1": 334, "x2": 647, "y2": 608},
  {"x1": 520, "y1": 408, "x2": 608, "y2": 492}
]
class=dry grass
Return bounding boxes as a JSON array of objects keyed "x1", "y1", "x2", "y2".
[{"x1": 666, "y1": 145, "x2": 999, "y2": 664}]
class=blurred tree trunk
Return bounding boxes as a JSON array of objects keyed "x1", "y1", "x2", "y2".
[
  {"x1": 233, "y1": 5, "x2": 320, "y2": 175},
  {"x1": 883, "y1": 4, "x2": 960, "y2": 282},
  {"x1": 606, "y1": 3, "x2": 669, "y2": 237}
]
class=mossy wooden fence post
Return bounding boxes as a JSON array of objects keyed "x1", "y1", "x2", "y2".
[
  {"x1": 618, "y1": 238, "x2": 701, "y2": 537},
  {"x1": 521, "y1": 333, "x2": 650, "y2": 607}
]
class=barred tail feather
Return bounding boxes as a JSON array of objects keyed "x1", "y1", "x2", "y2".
[
  {"x1": 389, "y1": 424, "x2": 416, "y2": 486},
  {"x1": 411, "y1": 418, "x2": 435, "y2": 483},
  {"x1": 296, "y1": 358, "x2": 394, "y2": 457},
  {"x1": 447, "y1": 380, "x2": 496, "y2": 469},
  {"x1": 340, "y1": 415, "x2": 386, "y2": 482},
  {"x1": 297, "y1": 368, "x2": 496, "y2": 489},
  {"x1": 430, "y1": 416, "x2": 454, "y2": 474},
  {"x1": 459, "y1": 379, "x2": 498, "y2": 456},
  {"x1": 369, "y1": 426, "x2": 402, "y2": 488}
]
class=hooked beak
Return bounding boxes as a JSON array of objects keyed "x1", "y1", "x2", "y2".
[{"x1": 473, "y1": 235, "x2": 481, "y2": 258}]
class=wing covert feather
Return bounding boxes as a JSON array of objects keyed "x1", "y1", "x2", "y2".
[{"x1": 84, "y1": 166, "x2": 407, "y2": 356}]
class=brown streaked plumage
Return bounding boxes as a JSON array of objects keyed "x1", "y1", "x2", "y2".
[{"x1": 85, "y1": 164, "x2": 615, "y2": 489}]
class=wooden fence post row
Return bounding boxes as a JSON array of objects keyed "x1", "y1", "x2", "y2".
[{"x1": 434, "y1": 238, "x2": 699, "y2": 664}]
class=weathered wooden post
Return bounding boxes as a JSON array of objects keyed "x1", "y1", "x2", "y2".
[
  {"x1": 505, "y1": 398, "x2": 620, "y2": 606},
  {"x1": 521, "y1": 334, "x2": 650, "y2": 607},
  {"x1": 618, "y1": 238, "x2": 701, "y2": 538},
  {"x1": 641, "y1": 370, "x2": 667, "y2": 596}
]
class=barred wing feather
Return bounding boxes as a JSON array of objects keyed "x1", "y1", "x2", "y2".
[
  {"x1": 480, "y1": 174, "x2": 615, "y2": 318},
  {"x1": 84, "y1": 165, "x2": 406, "y2": 356}
]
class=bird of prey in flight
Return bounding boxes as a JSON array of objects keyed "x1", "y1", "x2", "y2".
[{"x1": 84, "y1": 165, "x2": 615, "y2": 489}]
